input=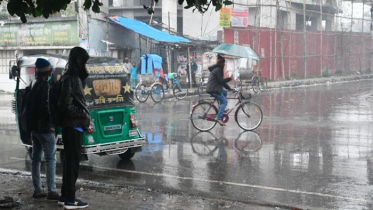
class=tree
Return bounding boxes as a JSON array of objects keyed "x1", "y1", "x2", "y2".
[{"x1": 0, "y1": 0, "x2": 232, "y2": 23}]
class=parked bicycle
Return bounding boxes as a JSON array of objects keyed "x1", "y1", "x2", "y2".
[
  {"x1": 135, "y1": 75, "x2": 164, "y2": 103},
  {"x1": 238, "y1": 69, "x2": 267, "y2": 93},
  {"x1": 252, "y1": 69, "x2": 267, "y2": 92},
  {"x1": 190, "y1": 89, "x2": 263, "y2": 131},
  {"x1": 197, "y1": 71, "x2": 208, "y2": 97}
]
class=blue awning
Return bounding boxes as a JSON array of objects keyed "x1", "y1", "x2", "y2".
[{"x1": 109, "y1": 16, "x2": 190, "y2": 43}]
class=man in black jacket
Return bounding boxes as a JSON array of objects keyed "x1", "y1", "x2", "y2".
[
  {"x1": 58, "y1": 47, "x2": 91, "y2": 209},
  {"x1": 186, "y1": 58, "x2": 198, "y2": 87},
  {"x1": 29, "y1": 58, "x2": 59, "y2": 200},
  {"x1": 206, "y1": 54, "x2": 232, "y2": 126}
]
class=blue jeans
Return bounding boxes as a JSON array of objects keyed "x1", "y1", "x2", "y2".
[
  {"x1": 31, "y1": 131, "x2": 57, "y2": 193},
  {"x1": 173, "y1": 78, "x2": 181, "y2": 91},
  {"x1": 211, "y1": 89, "x2": 227, "y2": 120},
  {"x1": 131, "y1": 78, "x2": 137, "y2": 88}
]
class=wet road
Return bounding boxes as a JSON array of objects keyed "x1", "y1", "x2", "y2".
[{"x1": 2, "y1": 80, "x2": 373, "y2": 209}]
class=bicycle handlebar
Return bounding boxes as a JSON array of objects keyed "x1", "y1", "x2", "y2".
[{"x1": 231, "y1": 88, "x2": 240, "y2": 93}]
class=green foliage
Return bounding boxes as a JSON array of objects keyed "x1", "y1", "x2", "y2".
[
  {"x1": 0, "y1": 0, "x2": 232, "y2": 23},
  {"x1": 322, "y1": 70, "x2": 329, "y2": 77},
  {"x1": 179, "y1": 0, "x2": 232, "y2": 13}
]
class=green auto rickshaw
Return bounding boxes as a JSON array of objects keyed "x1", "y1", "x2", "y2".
[{"x1": 9, "y1": 54, "x2": 145, "y2": 160}]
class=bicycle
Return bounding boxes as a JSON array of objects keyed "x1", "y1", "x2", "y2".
[
  {"x1": 171, "y1": 72, "x2": 189, "y2": 100},
  {"x1": 237, "y1": 69, "x2": 267, "y2": 93},
  {"x1": 251, "y1": 69, "x2": 268, "y2": 93},
  {"x1": 190, "y1": 89, "x2": 263, "y2": 131},
  {"x1": 233, "y1": 131, "x2": 262, "y2": 157},
  {"x1": 197, "y1": 71, "x2": 208, "y2": 97},
  {"x1": 135, "y1": 75, "x2": 164, "y2": 103},
  {"x1": 190, "y1": 131, "x2": 262, "y2": 158}
]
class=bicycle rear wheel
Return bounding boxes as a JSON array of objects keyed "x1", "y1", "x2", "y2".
[
  {"x1": 259, "y1": 77, "x2": 267, "y2": 91},
  {"x1": 190, "y1": 102, "x2": 218, "y2": 131},
  {"x1": 197, "y1": 83, "x2": 205, "y2": 97},
  {"x1": 235, "y1": 102, "x2": 263, "y2": 131},
  {"x1": 252, "y1": 76, "x2": 260, "y2": 93},
  {"x1": 173, "y1": 84, "x2": 188, "y2": 100},
  {"x1": 150, "y1": 84, "x2": 164, "y2": 103},
  {"x1": 135, "y1": 84, "x2": 149, "y2": 103}
]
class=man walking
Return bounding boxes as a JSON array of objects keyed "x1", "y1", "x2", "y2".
[
  {"x1": 29, "y1": 58, "x2": 59, "y2": 201},
  {"x1": 58, "y1": 47, "x2": 91, "y2": 209}
]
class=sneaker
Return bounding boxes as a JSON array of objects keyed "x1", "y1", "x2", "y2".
[
  {"x1": 215, "y1": 119, "x2": 226, "y2": 126},
  {"x1": 64, "y1": 199, "x2": 89, "y2": 209},
  {"x1": 58, "y1": 196, "x2": 66, "y2": 206},
  {"x1": 47, "y1": 192, "x2": 59, "y2": 201},
  {"x1": 32, "y1": 191, "x2": 47, "y2": 199}
]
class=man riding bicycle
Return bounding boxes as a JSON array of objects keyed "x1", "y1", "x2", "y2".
[{"x1": 206, "y1": 54, "x2": 233, "y2": 126}]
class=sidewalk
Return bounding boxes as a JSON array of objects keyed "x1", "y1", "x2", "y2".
[
  {"x1": 2, "y1": 73, "x2": 372, "y2": 96},
  {"x1": 161, "y1": 73, "x2": 373, "y2": 100},
  {"x1": 0, "y1": 169, "x2": 280, "y2": 210}
]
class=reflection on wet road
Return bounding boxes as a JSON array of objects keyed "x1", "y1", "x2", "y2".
[{"x1": 2, "y1": 80, "x2": 373, "y2": 209}]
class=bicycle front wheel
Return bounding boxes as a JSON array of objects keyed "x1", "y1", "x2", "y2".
[
  {"x1": 135, "y1": 84, "x2": 149, "y2": 103},
  {"x1": 190, "y1": 102, "x2": 218, "y2": 131},
  {"x1": 234, "y1": 131, "x2": 262, "y2": 157},
  {"x1": 235, "y1": 102, "x2": 263, "y2": 131},
  {"x1": 259, "y1": 77, "x2": 267, "y2": 91},
  {"x1": 150, "y1": 84, "x2": 164, "y2": 103},
  {"x1": 173, "y1": 84, "x2": 187, "y2": 100},
  {"x1": 252, "y1": 76, "x2": 260, "y2": 93}
]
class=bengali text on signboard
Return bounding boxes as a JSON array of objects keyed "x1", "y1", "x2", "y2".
[
  {"x1": 231, "y1": 7, "x2": 248, "y2": 27},
  {"x1": 0, "y1": 20, "x2": 79, "y2": 47},
  {"x1": 219, "y1": 8, "x2": 231, "y2": 28}
]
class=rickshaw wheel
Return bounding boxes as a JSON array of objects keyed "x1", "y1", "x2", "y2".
[{"x1": 118, "y1": 149, "x2": 135, "y2": 160}]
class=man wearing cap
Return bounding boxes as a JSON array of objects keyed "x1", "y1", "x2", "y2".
[
  {"x1": 29, "y1": 58, "x2": 59, "y2": 200},
  {"x1": 206, "y1": 54, "x2": 233, "y2": 126}
]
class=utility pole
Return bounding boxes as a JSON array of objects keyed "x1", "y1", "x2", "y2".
[
  {"x1": 146, "y1": 0, "x2": 156, "y2": 54},
  {"x1": 362, "y1": 1, "x2": 365, "y2": 71},
  {"x1": 350, "y1": 0, "x2": 353, "y2": 72},
  {"x1": 269, "y1": 0, "x2": 273, "y2": 81},
  {"x1": 320, "y1": 0, "x2": 323, "y2": 76},
  {"x1": 274, "y1": 0, "x2": 277, "y2": 80},
  {"x1": 167, "y1": 11, "x2": 172, "y2": 76},
  {"x1": 106, "y1": 15, "x2": 109, "y2": 53},
  {"x1": 277, "y1": 0, "x2": 285, "y2": 80},
  {"x1": 187, "y1": 47, "x2": 192, "y2": 89},
  {"x1": 303, "y1": 0, "x2": 307, "y2": 78}
]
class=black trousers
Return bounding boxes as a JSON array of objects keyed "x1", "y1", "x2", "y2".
[
  {"x1": 61, "y1": 127, "x2": 82, "y2": 201},
  {"x1": 188, "y1": 73, "x2": 196, "y2": 86}
]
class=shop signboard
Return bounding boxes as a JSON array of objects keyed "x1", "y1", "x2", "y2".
[
  {"x1": 231, "y1": 7, "x2": 248, "y2": 28},
  {"x1": 219, "y1": 8, "x2": 231, "y2": 28},
  {"x1": 0, "y1": 20, "x2": 79, "y2": 47}
]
